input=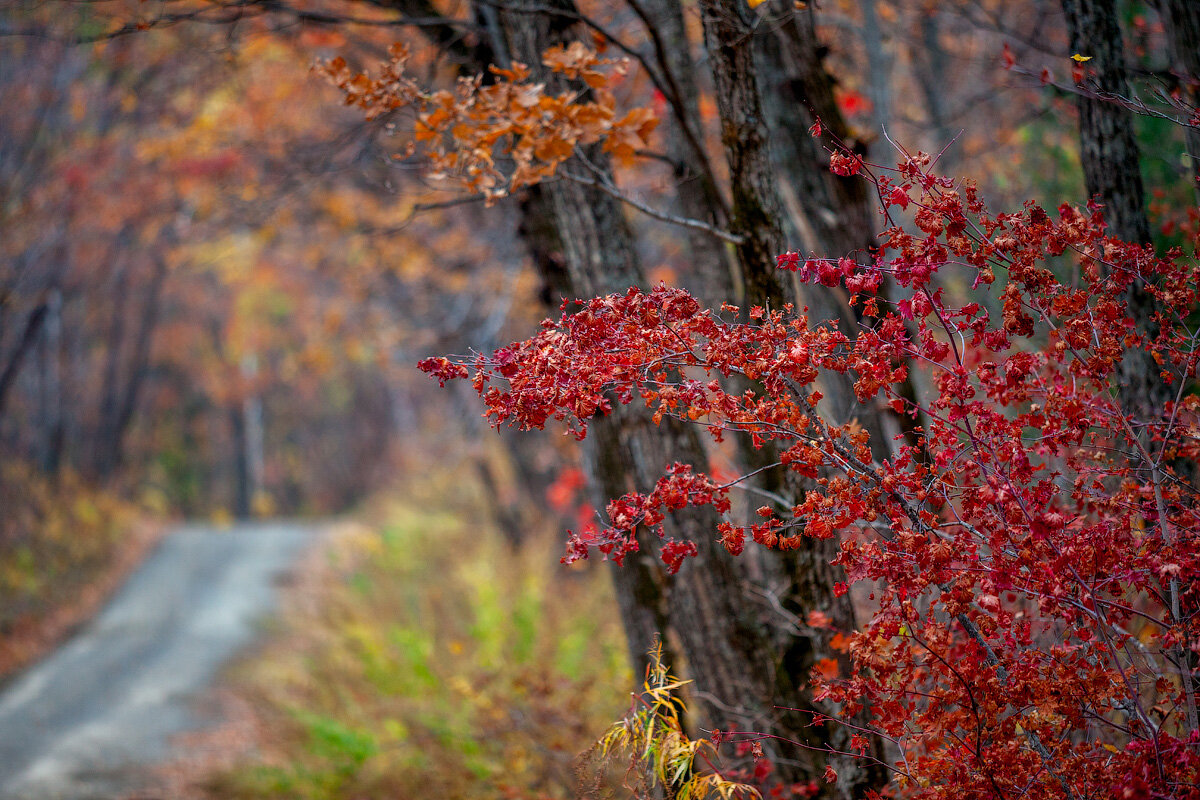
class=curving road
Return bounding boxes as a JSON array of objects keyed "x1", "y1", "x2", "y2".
[{"x1": 0, "y1": 522, "x2": 319, "y2": 800}]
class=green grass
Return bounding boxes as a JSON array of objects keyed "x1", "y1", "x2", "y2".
[{"x1": 209, "y1": 486, "x2": 630, "y2": 799}]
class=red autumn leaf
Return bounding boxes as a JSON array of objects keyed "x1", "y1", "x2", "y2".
[{"x1": 836, "y1": 89, "x2": 872, "y2": 116}]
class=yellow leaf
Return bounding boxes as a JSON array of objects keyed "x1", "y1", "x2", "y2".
[{"x1": 1070, "y1": 53, "x2": 1093, "y2": 62}]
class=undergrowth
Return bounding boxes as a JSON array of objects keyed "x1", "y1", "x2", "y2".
[
  {"x1": 0, "y1": 461, "x2": 136, "y2": 648},
  {"x1": 208, "y1": 477, "x2": 630, "y2": 799},
  {"x1": 578, "y1": 640, "x2": 759, "y2": 800}
]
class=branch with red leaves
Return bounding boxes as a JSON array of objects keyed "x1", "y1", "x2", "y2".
[{"x1": 422, "y1": 146, "x2": 1200, "y2": 798}]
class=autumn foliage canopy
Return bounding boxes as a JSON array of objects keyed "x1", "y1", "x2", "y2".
[{"x1": 423, "y1": 148, "x2": 1200, "y2": 797}]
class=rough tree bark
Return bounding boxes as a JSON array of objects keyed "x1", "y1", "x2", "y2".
[
  {"x1": 483, "y1": 3, "x2": 682, "y2": 681},
  {"x1": 1060, "y1": 0, "x2": 1152, "y2": 246},
  {"x1": 753, "y1": 2, "x2": 877, "y2": 263},
  {"x1": 696, "y1": 0, "x2": 789, "y2": 312},
  {"x1": 693, "y1": 3, "x2": 891, "y2": 792},
  {"x1": 498, "y1": 3, "x2": 879, "y2": 793},
  {"x1": 1059, "y1": 0, "x2": 1173, "y2": 425}
]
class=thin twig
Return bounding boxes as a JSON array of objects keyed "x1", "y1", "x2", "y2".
[{"x1": 559, "y1": 160, "x2": 744, "y2": 245}]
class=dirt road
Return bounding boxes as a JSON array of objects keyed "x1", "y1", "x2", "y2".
[{"x1": 0, "y1": 522, "x2": 319, "y2": 799}]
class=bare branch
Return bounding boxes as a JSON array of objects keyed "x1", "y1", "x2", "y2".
[
  {"x1": 0, "y1": 0, "x2": 478, "y2": 44},
  {"x1": 558, "y1": 157, "x2": 745, "y2": 245}
]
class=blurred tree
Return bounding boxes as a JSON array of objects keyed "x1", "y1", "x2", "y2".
[
  {"x1": 1154, "y1": 0, "x2": 1200, "y2": 197},
  {"x1": 0, "y1": 3, "x2": 538, "y2": 522}
]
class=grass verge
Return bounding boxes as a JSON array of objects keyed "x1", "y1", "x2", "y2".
[
  {"x1": 0, "y1": 462, "x2": 160, "y2": 680},
  {"x1": 204, "y1": 487, "x2": 630, "y2": 799}
]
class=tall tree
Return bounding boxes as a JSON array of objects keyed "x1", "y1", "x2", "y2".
[
  {"x1": 1060, "y1": 0, "x2": 1152, "y2": 246},
  {"x1": 494, "y1": 2, "x2": 823, "y2": 783}
]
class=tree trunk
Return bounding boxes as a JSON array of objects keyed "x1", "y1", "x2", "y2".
[
  {"x1": 499, "y1": 8, "x2": 858, "y2": 790},
  {"x1": 92, "y1": 253, "x2": 167, "y2": 480},
  {"x1": 0, "y1": 301, "x2": 48, "y2": 420},
  {"x1": 1060, "y1": 0, "x2": 1167, "y2": 421},
  {"x1": 697, "y1": 0, "x2": 788, "y2": 313},
  {"x1": 695, "y1": 5, "x2": 892, "y2": 793},
  {"x1": 629, "y1": 0, "x2": 735, "y2": 303},
  {"x1": 1153, "y1": 0, "x2": 1200, "y2": 200},
  {"x1": 113, "y1": 257, "x2": 168, "y2": 469},
  {"x1": 230, "y1": 401, "x2": 252, "y2": 519},
  {"x1": 91, "y1": 258, "x2": 131, "y2": 479},
  {"x1": 240, "y1": 352, "x2": 265, "y2": 513},
  {"x1": 1061, "y1": 0, "x2": 1152, "y2": 246},
  {"x1": 36, "y1": 288, "x2": 63, "y2": 476},
  {"x1": 531, "y1": 169, "x2": 807, "y2": 751},
  {"x1": 516, "y1": 169, "x2": 678, "y2": 680},
  {"x1": 859, "y1": 0, "x2": 896, "y2": 155},
  {"x1": 754, "y1": 1, "x2": 877, "y2": 263},
  {"x1": 912, "y1": 4, "x2": 957, "y2": 167}
]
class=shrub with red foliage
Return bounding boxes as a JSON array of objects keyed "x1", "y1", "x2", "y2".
[{"x1": 422, "y1": 151, "x2": 1200, "y2": 798}]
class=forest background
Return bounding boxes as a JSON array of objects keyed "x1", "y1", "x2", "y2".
[{"x1": 0, "y1": 0, "x2": 1197, "y2": 798}]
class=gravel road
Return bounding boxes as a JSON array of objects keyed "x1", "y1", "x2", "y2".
[{"x1": 0, "y1": 522, "x2": 319, "y2": 799}]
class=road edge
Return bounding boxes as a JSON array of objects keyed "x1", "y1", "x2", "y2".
[{"x1": 0, "y1": 517, "x2": 169, "y2": 687}]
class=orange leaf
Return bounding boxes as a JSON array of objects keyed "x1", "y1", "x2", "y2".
[
  {"x1": 815, "y1": 657, "x2": 839, "y2": 680},
  {"x1": 806, "y1": 609, "x2": 833, "y2": 629}
]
